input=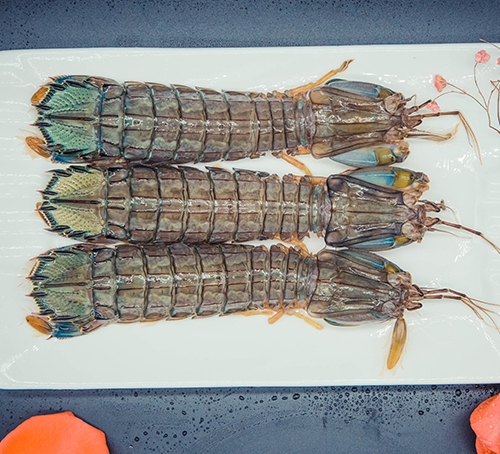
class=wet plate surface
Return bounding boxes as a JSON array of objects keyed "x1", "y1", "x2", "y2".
[{"x1": 0, "y1": 45, "x2": 499, "y2": 389}]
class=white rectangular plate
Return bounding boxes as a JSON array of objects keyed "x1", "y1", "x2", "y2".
[{"x1": 0, "y1": 44, "x2": 499, "y2": 389}]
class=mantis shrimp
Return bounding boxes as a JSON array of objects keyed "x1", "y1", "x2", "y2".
[
  {"x1": 23, "y1": 62, "x2": 497, "y2": 372},
  {"x1": 27, "y1": 242, "x2": 500, "y2": 370},
  {"x1": 26, "y1": 62, "x2": 476, "y2": 172},
  {"x1": 36, "y1": 164, "x2": 500, "y2": 253}
]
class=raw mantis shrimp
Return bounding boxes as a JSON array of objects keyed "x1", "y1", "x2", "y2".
[
  {"x1": 37, "y1": 164, "x2": 500, "y2": 253},
  {"x1": 22, "y1": 62, "x2": 498, "y2": 373},
  {"x1": 26, "y1": 63, "x2": 476, "y2": 170},
  {"x1": 27, "y1": 242, "x2": 500, "y2": 370}
]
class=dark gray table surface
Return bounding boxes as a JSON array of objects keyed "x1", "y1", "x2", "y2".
[{"x1": 2, "y1": 0, "x2": 500, "y2": 452}]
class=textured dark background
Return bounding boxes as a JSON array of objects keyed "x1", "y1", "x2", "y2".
[
  {"x1": 1, "y1": 0, "x2": 499, "y2": 49},
  {"x1": 2, "y1": 0, "x2": 500, "y2": 452}
]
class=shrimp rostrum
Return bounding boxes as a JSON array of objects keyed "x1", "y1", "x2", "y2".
[
  {"x1": 37, "y1": 164, "x2": 500, "y2": 253},
  {"x1": 27, "y1": 62, "x2": 475, "y2": 168},
  {"x1": 27, "y1": 242, "x2": 500, "y2": 369}
]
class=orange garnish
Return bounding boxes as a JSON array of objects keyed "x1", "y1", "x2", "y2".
[
  {"x1": 0, "y1": 411, "x2": 109, "y2": 454},
  {"x1": 471, "y1": 393, "x2": 500, "y2": 454}
]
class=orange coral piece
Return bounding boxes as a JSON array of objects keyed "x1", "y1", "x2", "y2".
[
  {"x1": 471, "y1": 393, "x2": 500, "y2": 454},
  {"x1": 425, "y1": 101, "x2": 441, "y2": 113},
  {"x1": 434, "y1": 75, "x2": 447, "y2": 92},
  {"x1": 475, "y1": 50, "x2": 491, "y2": 64},
  {"x1": 0, "y1": 411, "x2": 109, "y2": 454}
]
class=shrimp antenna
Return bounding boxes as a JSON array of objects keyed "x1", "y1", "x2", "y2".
[
  {"x1": 427, "y1": 219, "x2": 500, "y2": 253},
  {"x1": 427, "y1": 200, "x2": 462, "y2": 225},
  {"x1": 420, "y1": 288, "x2": 500, "y2": 333},
  {"x1": 416, "y1": 109, "x2": 481, "y2": 163},
  {"x1": 440, "y1": 203, "x2": 460, "y2": 224},
  {"x1": 429, "y1": 227, "x2": 469, "y2": 240},
  {"x1": 388, "y1": 287, "x2": 500, "y2": 370},
  {"x1": 405, "y1": 123, "x2": 459, "y2": 141}
]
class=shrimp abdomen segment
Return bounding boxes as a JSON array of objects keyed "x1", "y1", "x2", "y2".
[
  {"x1": 32, "y1": 76, "x2": 304, "y2": 164},
  {"x1": 39, "y1": 165, "x2": 326, "y2": 244},
  {"x1": 28, "y1": 243, "x2": 315, "y2": 336}
]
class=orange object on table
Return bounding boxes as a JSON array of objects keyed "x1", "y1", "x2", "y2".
[
  {"x1": 0, "y1": 410, "x2": 109, "y2": 454},
  {"x1": 471, "y1": 393, "x2": 500, "y2": 454}
]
